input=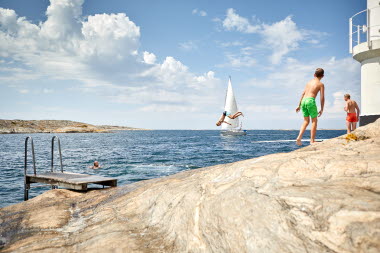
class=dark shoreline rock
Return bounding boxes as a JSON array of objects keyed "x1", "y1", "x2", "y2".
[
  {"x1": 0, "y1": 120, "x2": 379, "y2": 252},
  {"x1": 0, "y1": 119, "x2": 147, "y2": 134}
]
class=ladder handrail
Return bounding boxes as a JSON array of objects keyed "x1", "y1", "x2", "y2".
[
  {"x1": 24, "y1": 136, "x2": 36, "y2": 201},
  {"x1": 24, "y1": 136, "x2": 36, "y2": 176},
  {"x1": 51, "y1": 136, "x2": 63, "y2": 173}
]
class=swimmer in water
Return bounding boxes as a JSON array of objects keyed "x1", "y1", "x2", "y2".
[{"x1": 90, "y1": 161, "x2": 101, "y2": 170}]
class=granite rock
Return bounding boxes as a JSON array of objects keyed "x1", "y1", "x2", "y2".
[{"x1": 1, "y1": 120, "x2": 379, "y2": 252}]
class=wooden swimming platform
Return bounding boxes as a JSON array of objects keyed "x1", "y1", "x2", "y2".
[
  {"x1": 24, "y1": 136, "x2": 117, "y2": 200},
  {"x1": 26, "y1": 172, "x2": 117, "y2": 191}
]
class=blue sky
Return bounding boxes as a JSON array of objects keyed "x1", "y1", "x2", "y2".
[{"x1": 0, "y1": 0, "x2": 366, "y2": 129}]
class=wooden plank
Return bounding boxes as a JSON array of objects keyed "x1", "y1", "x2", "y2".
[
  {"x1": 27, "y1": 177, "x2": 87, "y2": 190},
  {"x1": 26, "y1": 172, "x2": 117, "y2": 185},
  {"x1": 26, "y1": 171, "x2": 117, "y2": 192}
]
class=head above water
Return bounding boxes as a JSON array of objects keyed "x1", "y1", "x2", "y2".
[
  {"x1": 94, "y1": 161, "x2": 99, "y2": 167},
  {"x1": 344, "y1": 94, "x2": 351, "y2": 101},
  {"x1": 314, "y1": 68, "x2": 324, "y2": 79}
]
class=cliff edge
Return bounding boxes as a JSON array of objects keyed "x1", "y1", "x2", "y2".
[{"x1": 0, "y1": 120, "x2": 379, "y2": 252}]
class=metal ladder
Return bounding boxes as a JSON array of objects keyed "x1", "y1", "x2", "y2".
[
  {"x1": 51, "y1": 136, "x2": 63, "y2": 189},
  {"x1": 51, "y1": 136, "x2": 63, "y2": 172},
  {"x1": 24, "y1": 136, "x2": 64, "y2": 199},
  {"x1": 24, "y1": 136, "x2": 36, "y2": 201}
]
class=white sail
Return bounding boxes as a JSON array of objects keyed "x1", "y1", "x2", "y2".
[{"x1": 222, "y1": 77, "x2": 239, "y2": 130}]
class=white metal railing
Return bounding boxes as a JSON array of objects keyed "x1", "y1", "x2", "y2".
[{"x1": 349, "y1": 5, "x2": 380, "y2": 53}]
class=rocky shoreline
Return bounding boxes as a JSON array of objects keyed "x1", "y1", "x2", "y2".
[
  {"x1": 0, "y1": 120, "x2": 379, "y2": 252},
  {"x1": 0, "y1": 120, "x2": 146, "y2": 134}
]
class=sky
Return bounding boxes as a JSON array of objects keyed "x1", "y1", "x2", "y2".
[{"x1": 0, "y1": 0, "x2": 366, "y2": 129}]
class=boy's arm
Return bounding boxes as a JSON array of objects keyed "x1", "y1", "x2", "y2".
[
  {"x1": 296, "y1": 90, "x2": 305, "y2": 112},
  {"x1": 318, "y1": 84, "x2": 325, "y2": 117},
  {"x1": 355, "y1": 101, "x2": 360, "y2": 119},
  {"x1": 344, "y1": 101, "x2": 348, "y2": 112}
]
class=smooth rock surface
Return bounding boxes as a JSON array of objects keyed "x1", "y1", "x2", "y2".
[{"x1": 1, "y1": 120, "x2": 380, "y2": 252}]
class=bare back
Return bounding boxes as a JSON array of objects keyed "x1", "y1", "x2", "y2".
[
  {"x1": 346, "y1": 99, "x2": 358, "y2": 113},
  {"x1": 303, "y1": 78, "x2": 324, "y2": 98}
]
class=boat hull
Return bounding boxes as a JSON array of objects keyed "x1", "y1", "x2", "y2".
[{"x1": 221, "y1": 130, "x2": 247, "y2": 136}]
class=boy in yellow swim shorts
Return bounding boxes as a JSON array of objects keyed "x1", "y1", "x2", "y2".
[{"x1": 295, "y1": 68, "x2": 325, "y2": 145}]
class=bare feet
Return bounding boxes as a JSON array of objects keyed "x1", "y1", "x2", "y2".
[
  {"x1": 296, "y1": 139, "x2": 302, "y2": 146},
  {"x1": 310, "y1": 141, "x2": 316, "y2": 145}
]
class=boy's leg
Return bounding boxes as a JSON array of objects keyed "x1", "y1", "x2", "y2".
[
  {"x1": 296, "y1": 117, "x2": 310, "y2": 146},
  {"x1": 229, "y1": 112, "x2": 242, "y2": 119},
  {"x1": 310, "y1": 117, "x2": 318, "y2": 143},
  {"x1": 346, "y1": 121, "x2": 351, "y2": 134},
  {"x1": 352, "y1": 122, "x2": 357, "y2": 131}
]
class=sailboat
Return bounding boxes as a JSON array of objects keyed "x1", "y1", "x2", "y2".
[{"x1": 221, "y1": 77, "x2": 247, "y2": 136}]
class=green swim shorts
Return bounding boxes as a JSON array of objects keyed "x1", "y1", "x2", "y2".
[{"x1": 301, "y1": 97, "x2": 318, "y2": 118}]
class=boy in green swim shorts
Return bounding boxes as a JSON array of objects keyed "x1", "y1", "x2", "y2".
[
  {"x1": 295, "y1": 68, "x2": 325, "y2": 145},
  {"x1": 301, "y1": 97, "x2": 318, "y2": 118}
]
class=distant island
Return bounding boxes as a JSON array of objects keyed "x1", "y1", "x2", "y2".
[{"x1": 0, "y1": 120, "x2": 147, "y2": 134}]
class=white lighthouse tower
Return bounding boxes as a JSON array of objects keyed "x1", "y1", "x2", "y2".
[{"x1": 350, "y1": 0, "x2": 380, "y2": 125}]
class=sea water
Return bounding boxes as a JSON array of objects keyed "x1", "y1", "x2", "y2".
[{"x1": 0, "y1": 130, "x2": 345, "y2": 208}]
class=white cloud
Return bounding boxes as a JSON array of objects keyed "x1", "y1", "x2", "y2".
[
  {"x1": 77, "y1": 55, "x2": 223, "y2": 113},
  {"x1": 260, "y1": 16, "x2": 303, "y2": 64},
  {"x1": 308, "y1": 39, "x2": 319, "y2": 44},
  {"x1": 218, "y1": 41, "x2": 244, "y2": 47},
  {"x1": 39, "y1": 0, "x2": 84, "y2": 40},
  {"x1": 143, "y1": 51, "x2": 156, "y2": 64},
  {"x1": 80, "y1": 13, "x2": 140, "y2": 58},
  {"x1": 199, "y1": 11, "x2": 207, "y2": 17},
  {"x1": 179, "y1": 41, "x2": 198, "y2": 51},
  {"x1": 220, "y1": 9, "x2": 325, "y2": 64},
  {"x1": 0, "y1": 65, "x2": 41, "y2": 81},
  {"x1": 0, "y1": 0, "x2": 222, "y2": 113},
  {"x1": 218, "y1": 53, "x2": 256, "y2": 68},
  {"x1": 0, "y1": 1, "x2": 142, "y2": 84},
  {"x1": 217, "y1": 46, "x2": 256, "y2": 69},
  {"x1": 222, "y1": 8, "x2": 260, "y2": 34},
  {"x1": 192, "y1": 9, "x2": 207, "y2": 17},
  {"x1": 42, "y1": 88, "x2": 54, "y2": 94},
  {"x1": 212, "y1": 17, "x2": 221, "y2": 23},
  {"x1": 152, "y1": 56, "x2": 189, "y2": 85},
  {"x1": 18, "y1": 89, "x2": 29, "y2": 94},
  {"x1": 326, "y1": 91, "x2": 346, "y2": 114},
  {"x1": 139, "y1": 57, "x2": 219, "y2": 91}
]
